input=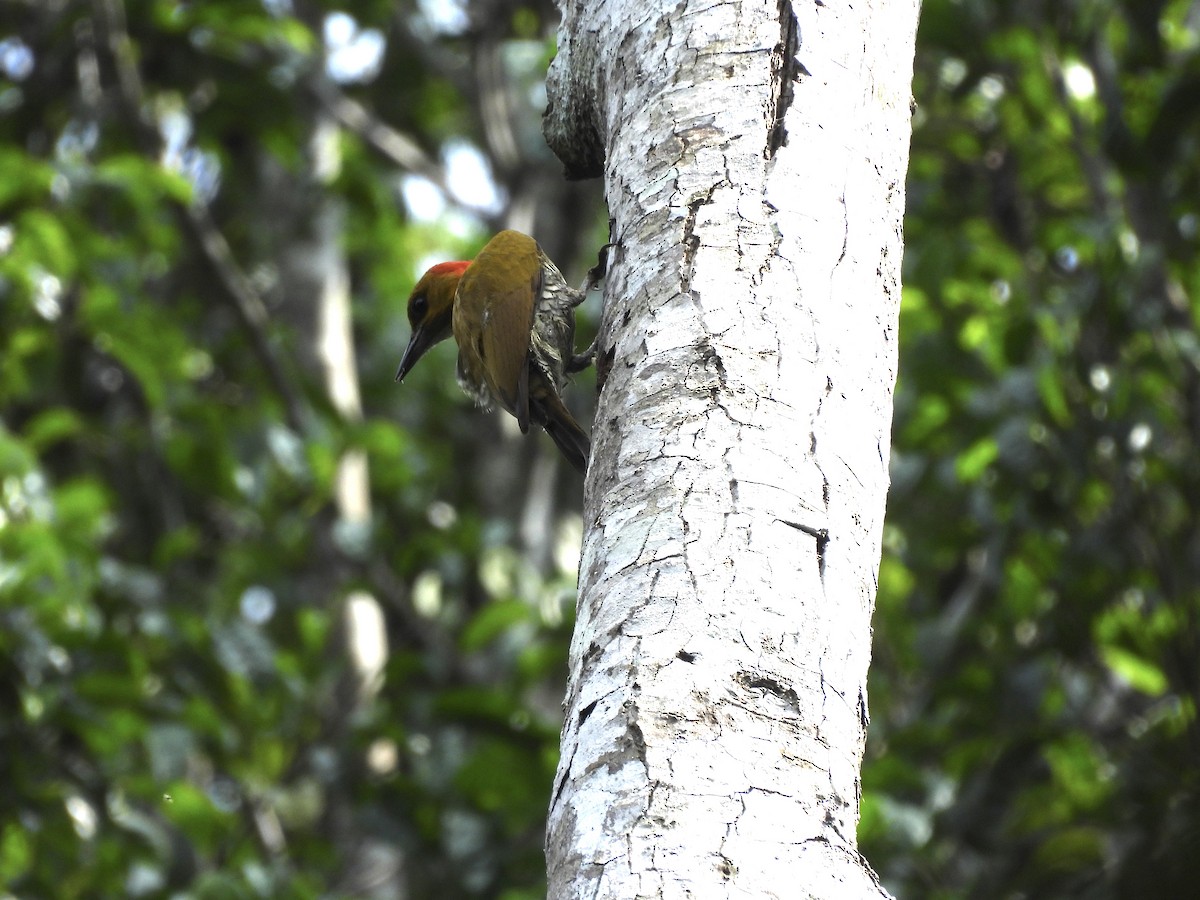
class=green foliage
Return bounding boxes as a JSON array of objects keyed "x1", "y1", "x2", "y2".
[
  {"x1": 1, "y1": 0, "x2": 593, "y2": 897},
  {"x1": 865, "y1": 1, "x2": 1200, "y2": 896}
]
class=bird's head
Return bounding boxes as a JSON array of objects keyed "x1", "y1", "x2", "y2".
[{"x1": 395, "y1": 260, "x2": 470, "y2": 382}]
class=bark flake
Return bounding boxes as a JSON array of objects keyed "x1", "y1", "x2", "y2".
[
  {"x1": 737, "y1": 670, "x2": 802, "y2": 715},
  {"x1": 767, "y1": 0, "x2": 802, "y2": 158},
  {"x1": 680, "y1": 185, "x2": 716, "y2": 298}
]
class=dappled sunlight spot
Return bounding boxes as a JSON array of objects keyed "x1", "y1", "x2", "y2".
[
  {"x1": 1062, "y1": 61, "x2": 1096, "y2": 100},
  {"x1": 346, "y1": 590, "x2": 388, "y2": 691},
  {"x1": 240, "y1": 585, "x2": 277, "y2": 625},
  {"x1": 324, "y1": 12, "x2": 385, "y2": 84},
  {"x1": 65, "y1": 795, "x2": 98, "y2": 840},
  {"x1": 412, "y1": 570, "x2": 443, "y2": 618}
]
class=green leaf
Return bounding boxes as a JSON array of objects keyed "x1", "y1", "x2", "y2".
[
  {"x1": 160, "y1": 782, "x2": 236, "y2": 854},
  {"x1": 0, "y1": 427, "x2": 36, "y2": 477},
  {"x1": 53, "y1": 478, "x2": 111, "y2": 540},
  {"x1": 1036, "y1": 366, "x2": 1072, "y2": 426},
  {"x1": 0, "y1": 148, "x2": 54, "y2": 206},
  {"x1": 0, "y1": 822, "x2": 31, "y2": 883},
  {"x1": 96, "y1": 154, "x2": 193, "y2": 206},
  {"x1": 1032, "y1": 826, "x2": 1105, "y2": 873},
  {"x1": 15, "y1": 208, "x2": 76, "y2": 279},
  {"x1": 460, "y1": 599, "x2": 530, "y2": 651},
  {"x1": 22, "y1": 408, "x2": 83, "y2": 452},
  {"x1": 1100, "y1": 646, "x2": 1167, "y2": 696},
  {"x1": 954, "y1": 436, "x2": 998, "y2": 482}
]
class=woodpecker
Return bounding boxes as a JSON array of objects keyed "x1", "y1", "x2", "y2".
[{"x1": 396, "y1": 230, "x2": 605, "y2": 474}]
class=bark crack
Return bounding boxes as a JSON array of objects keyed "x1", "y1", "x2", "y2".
[
  {"x1": 680, "y1": 186, "x2": 716, "y2": 299},
  {"x1": 809, "y1": 376, "x2": 833, "y2": 586},
  {"x1": 779, "y1": 518, "x2": 829, "y2": 583},
  {"x1": 767, "y1": 0, "x2": 801, "y2": 158},
  {"x1": 578, "y1": 699, "x2": 599, "y2": 726},
  {"x1": 550, "y1": 739, "x2": 576, "y2": 816}
]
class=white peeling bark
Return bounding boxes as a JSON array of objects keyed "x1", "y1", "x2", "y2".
[{"x1": 545, "y1": 0, "x2": 918, "y2": 897}]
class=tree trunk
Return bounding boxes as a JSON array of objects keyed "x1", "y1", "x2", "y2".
[{"x1": 544, "y1": 0, "x2": 919, "y2": 896}]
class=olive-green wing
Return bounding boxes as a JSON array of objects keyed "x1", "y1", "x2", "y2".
[{"x1": 456, "y1": 231, "x2": 541, "y2": 431}]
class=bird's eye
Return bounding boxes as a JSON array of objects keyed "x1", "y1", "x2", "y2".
[{"x1": 410, "y1": 294, "x2": 428, "y2": 320}]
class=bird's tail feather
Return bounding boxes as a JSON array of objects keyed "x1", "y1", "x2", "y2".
[{"x1": 534, "y1": 390, "x2": 590, "y2": 474}]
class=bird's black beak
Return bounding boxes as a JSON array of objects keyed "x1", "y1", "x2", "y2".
[{"x1": 395, "y1": 326, "x2": 435, "y2": 382}]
